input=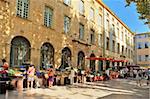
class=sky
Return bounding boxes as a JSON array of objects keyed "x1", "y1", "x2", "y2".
[{"x1": 103, "y1": 0, "x2": 150, "y2": 34}]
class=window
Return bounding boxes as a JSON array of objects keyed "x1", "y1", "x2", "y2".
[
  {"x1": 138, "y1": 35, "x2": 141, "y2": 38},
  {"x1": 99, "y1": 7, "x2": 102, "y2": 12},
  {"x1": 77, "y1": 51, "x2": 85, "y2": 69},
  {"x1": 90, "y1": 8, "x2": 94, "y2": 20},
  {"x1": 106, "y1": 37, "x2": 109, "y2": 50},
  {"x1": 131, "y1": 51, "x2": 133, "y2": 59},
  {"x1": 145, "y1": 42, "x2": 149, "y2": 48},
  {"x1": 90, "y1": 29, "x2": 95, "y2": 44},
  {"x1": 145, "y1": 55, "x2": 149, "y2": 61},
  {"x1": 106, "y1": 20, "x2": 109, "y2": 32},
  {"x1": 117, "y1": 28, "x2": 119, "y2": 37},
  {"x1": 131, "y1": 38, "x2": 132, "y2": 45},
  {"x1": 10, "y1": 36, "x2": 31, "y2": 67},
  {"x1": 137, "y1": 42, "x2": 142, "y2": 49},
  {"x1": 125, "y1": 34, "x2": 127, "y2": 42},
  {"x1": 98, "y1": 34, "x2": 102, "y2": 47},
  {"x1": 126, "y1": 48, "x2": 127, "y2": 55},
  {"x1": 64, "y1": 16, "x2": 71, "y2": 33},
  {"x1": 40, "y1": 43, "x2": 54, "y2": 69},
  {"x1": 117, "y1": 43, "x2": 120, "y2": 54},
  {"x1": 64, "y1": 0, "x2": 71, "y2": 6},
  {"x1": 122, "y1": 46, "x2": 124, "y2": 55},
  {"x1": 112, "y1": 40, "x2": 115, "y2": 52},
  {"x1": 107, "y1": 13, "x2": 109, "y2": 17},
  {"x1": 138, "y1": 55, "x2": 141, "y2": 61},
  {"x1": 16, "y1": 0, "x2": 29, "y2": 19},
  {"x1": 145, "y1": 34, "x2": 149, "y2": 38},
  {"x1": 97, "y1": 15, "x2": 102, "y2": 27},
  {"x1": 112, "y1": 18, "x2": 114, "y2": 21},
  {"x1": 122, "y1": 32, "x2": 124, "y2": 41},
  {"x1": 44, "y1": 7, "x2": 53, "y2": 27},
  {"x1": 79, "y1": 23, "x2": 84, "y2": 40},
  {"x1": 112, "y1": 24, "x2": 115, "y2": 36},
  {"x1": 128, "y1": 49, "x2": 130, "y2": 58},
  {"x1": 79, "y1": 0, "x2": 84, "y2": 15},
  {"x1": 117, "y1": 22, "x2": 119, "y2": 26}
]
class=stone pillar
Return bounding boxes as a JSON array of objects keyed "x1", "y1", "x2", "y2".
[
  {"x1": 95, "y1": 60, "x2": 98, "y2": 71},
  {"x1": 55, "y1": 50, "x2": 61, "y2": 69},
  {"x1": 103, "y1": 60, "x2": 106, "y2": 70},
  {"x1": 109, "y1": 61, "x2": 112, "y2": 68},
  {"x1": 5, "y1": 42, "x2": 11, "y2": 64},
  {"x1": 30, "y1": 47, "x2": 40, "y2": 68}
]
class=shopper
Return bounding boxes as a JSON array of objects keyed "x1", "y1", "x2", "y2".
[
  {"x1": 69, "y1": 67, "x2": 75, "y2": 84},
  {"x1": 2, "y1": 59, "x2": 9, "y2": 70},
  {"x1": 27, "y1": 65, "x2": 35, "y2": 89},
  {"x1": 105, "y1": 69, "x2": 110, "y2": 80},
  {"x1": 48, "y1": 68, "x2": 55, "y2": 88},
  {"x1": 136, "y1": 70, "x2": 142, "y2": 86}
]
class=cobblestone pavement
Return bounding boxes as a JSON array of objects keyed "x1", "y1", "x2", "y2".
[{"x1": 0, "y1": 79, "x2": 149, "y2": 99}]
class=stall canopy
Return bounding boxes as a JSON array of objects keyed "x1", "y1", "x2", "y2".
[
  {"x1": 86, "y1": 57, "x2": 128, "y2": 62},
  {"x1": 111, "y1": 60, "x2": 128, "y2": 62},
  {"x1": 86, "y1": 57, "x2": 106, "y2": 60},
  {"x1": 126, "y1": 65, "x2": 140, "y2": 70}
]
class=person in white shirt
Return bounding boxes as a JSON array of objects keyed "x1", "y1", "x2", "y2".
[
  {"x1": 69, "y1": 67, "x2": 75, "y2": 84},
  {"x1": 105, "y1": 69, "x2": 110, "y2": 80}
]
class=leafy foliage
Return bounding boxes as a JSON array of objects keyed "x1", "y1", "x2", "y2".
[{"x1": 126, "y1": 0, "x2": 150, "y2": 25}]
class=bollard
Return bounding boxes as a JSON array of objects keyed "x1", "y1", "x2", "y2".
[{"x1": 0, "y1": 81, "x2": 6, "y2": 94}]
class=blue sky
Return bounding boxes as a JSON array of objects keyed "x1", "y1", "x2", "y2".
[{"x1": 103, "y1": 0, "x2": 150, "y2": 34}]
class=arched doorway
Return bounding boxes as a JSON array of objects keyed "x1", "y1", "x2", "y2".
[
  {"x1": 112, "y1": 61, "x2": 115, "y2": 70},
  {"x1": 90, "y1": 53, "x2": 95, "y2": 71},
  {"x1": 10, "y1": 36, "x2": 31, "y2": 67},
  {"x1": 40, "y1": 42, "x2": 54, "y2": 69},
  {"x1": 60, "y1": 47, "x2": 71, "y2": 69},
  {"x1": 98, "y1": 60, "x2": 103, "y2": 71},
  {"x1": 121, "y1": 62, "x2": 124, "y2": 66},
  {"x1": 106, "y1": 60, "x2": 110, "y2": 70},
  {"x1": 77, "y1": 51, "x2": 85, "y2": 69},
  {"x1": 117, "y1": 62, "x2": 120, "y2": 66},
  {"x1": 117, "y1": 62, "x2": 120, "y2": 70}
]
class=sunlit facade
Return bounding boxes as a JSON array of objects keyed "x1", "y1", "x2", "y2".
[
  {"x1": 135, "y1": 33, "x2": 150, "y2": 68},
  {"x1": 0, "y1": 0, "x2": 134, "y2": 71}
]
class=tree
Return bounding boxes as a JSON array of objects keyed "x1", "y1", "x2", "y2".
[{"x1": 125, "y1": 0, "x2": 150, "y2": 25}]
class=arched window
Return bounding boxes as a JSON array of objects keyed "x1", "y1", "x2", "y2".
[
  {"x1": 90, "y1": 53, "x2": 95, "y2": 71},
  {"x1": 10, "y1": 36, "x2": 31, "y2": 67},
  {"x1": 40, "y1": 43, "x2": 54, "y2": 69},
  {"x1": 60, "y1": 47, "x2": 71, "y2": 69},
  {"x1": 77, "y1": 51, "x2": 85, "y2": 69}
]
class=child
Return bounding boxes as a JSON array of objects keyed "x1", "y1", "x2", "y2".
[{"x1": 48, "y1": 68, "x2": 54, "y2": 88}]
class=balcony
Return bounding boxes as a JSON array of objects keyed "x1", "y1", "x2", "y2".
[{"x1": 71, "y1": 34, "x2": 91, "y2": 46}]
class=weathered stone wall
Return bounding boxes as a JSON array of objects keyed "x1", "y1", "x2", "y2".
[
  {"x1": 0, "y1": 0, "x2": 103, "y2": 70},
  {"x1": 0, "y1": 0, "x2": 11, "y2": 61},
  {"x1": 0, "y1": 0, "x2": 134, "y2": 70}
]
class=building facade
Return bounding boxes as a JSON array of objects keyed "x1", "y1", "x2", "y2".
[
  {"x1": 135, "y1": 33, "x2": 150, "y2": 68},
  {"x1": 0, "y1": 0, "x2": 134, "y2": 71}
]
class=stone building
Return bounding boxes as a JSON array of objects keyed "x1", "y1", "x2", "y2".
[
  {"x1": 135, "y1": 33, "x2": 150, "y2": 68},
  {"x1": 0, "y1": 0, "x2": 134, "y2": 71}
]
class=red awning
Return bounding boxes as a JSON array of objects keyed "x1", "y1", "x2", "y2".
[
  {"x1": 86, "y1": 57, "x2": 114, "y2": 61},
  {"x1": 86, "y1": 57, "x2": 128, "y2": 62},
  {"x1": 123, "y1": 60, "x2": 128, "y2": 62},
  {"x1": 86, "y1": 57, "x2": 106, "y2": 60},
  {"x1": 112, "y1": 60, "x2": 122, "y2": 62},
  {"x1": 111, "y1": 60, "x2": 128, "y2": 62}
]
